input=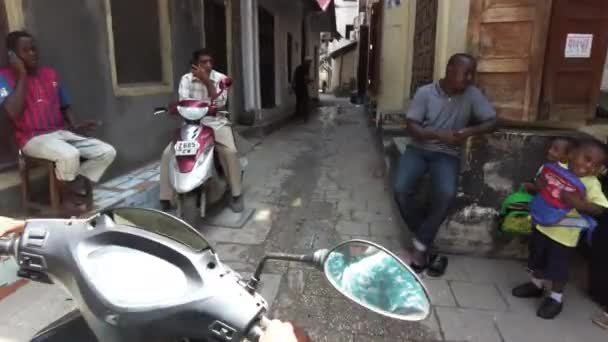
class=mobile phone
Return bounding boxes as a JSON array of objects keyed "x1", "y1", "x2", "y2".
[{"x1": 7, "y1": 50, "x2": 16, "y2": 59}]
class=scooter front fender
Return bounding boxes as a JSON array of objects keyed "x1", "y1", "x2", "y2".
[{"x1": 169, "y1": 147, "x2": 215, "y2": 193}]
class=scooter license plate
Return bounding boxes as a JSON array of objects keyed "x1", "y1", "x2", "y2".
[{"x1": 174, "y1": 141, "x2": 200, "y2": 156}]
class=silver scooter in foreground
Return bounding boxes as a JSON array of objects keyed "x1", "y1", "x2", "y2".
[{"x1": 0, "y1": 208, "x2": 431, "y2": 341}]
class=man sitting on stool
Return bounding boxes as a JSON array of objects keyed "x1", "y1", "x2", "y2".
[{"x1": 0, "y1": 31, "x2": 116, "y2": 213}]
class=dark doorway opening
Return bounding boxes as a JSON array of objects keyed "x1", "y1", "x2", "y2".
[
  {"x1": 287, "y1": 33, "x2": 293, "y2": 83},
  {"x1": 204, "y1": 0, "x2": 228, "y2": 74},
  {"x1": 258, "y1": 7, "x2": 276, "y2": 108}
]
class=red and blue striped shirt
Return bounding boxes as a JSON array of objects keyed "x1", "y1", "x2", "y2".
[{"x1": 0, "y1": 67, "x2": 70, "y2": 147}]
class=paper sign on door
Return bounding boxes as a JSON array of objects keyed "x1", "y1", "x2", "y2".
[{"x1": 564, "y1": 33, "x2": 593, "y2": 58}]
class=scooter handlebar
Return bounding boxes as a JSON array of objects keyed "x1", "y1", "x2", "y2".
[{"x1": 0, "y1": 235, "x2": 18, "y2": 258}]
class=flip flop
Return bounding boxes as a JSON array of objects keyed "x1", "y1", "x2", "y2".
[
  {"x1": 408, "y1": 253, "x2": 437, "y2": 274},
  {"x1": 426, "y1": 254, "x2": 448, "y2": 278},
  {"x1": 409, "y1": 263, "x2": 426, "y2": 274}
]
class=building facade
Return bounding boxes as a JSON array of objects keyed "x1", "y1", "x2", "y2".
[
  {"x1": 0, "y1": 0, "x2": 334, "y2": 177},
  {"x1": 366, "y1": 0, "x2": 608, "y2": 127}
]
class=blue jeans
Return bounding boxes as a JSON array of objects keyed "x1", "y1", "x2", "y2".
[{"x1": 393, "y1": 146, "x2": 460, "y2": 247}]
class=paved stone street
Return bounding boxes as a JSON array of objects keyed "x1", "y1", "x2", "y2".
[{"x1": 1, "y1": 96, "x2": 607, "y2": 341}]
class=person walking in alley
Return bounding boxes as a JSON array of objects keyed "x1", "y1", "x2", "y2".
[
  {"x1": 159, "y1": 49, "x2": 244, "y2": 212},
  {"x1": 293, "y1": 59, "x2": 312, "y2": 122},
  {"x1": 0, "y1": 31, "x2": 116, "y2": 212},
  {"x1": 394, "y1": 53, "x2": 496, "y2": 277}
]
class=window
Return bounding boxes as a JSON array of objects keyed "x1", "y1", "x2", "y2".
[
  {"x1": 105, "y1": 0, "x2": 173, "y2": 96},
  {"x1": 287, "y1": 33, "x2": 293, "y2": 83}
]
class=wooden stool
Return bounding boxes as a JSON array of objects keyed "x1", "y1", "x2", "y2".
[{"x1": 18, "y1": 150, "x2": 93, "y2": 216}]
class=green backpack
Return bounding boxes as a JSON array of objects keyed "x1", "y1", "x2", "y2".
[{"x1": 498, "y1": 186, "x2": 534, "y2": 237}]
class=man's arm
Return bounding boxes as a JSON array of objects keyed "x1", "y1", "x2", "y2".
[
  {"x1": 457, "y1": 87, "x2": 498, "y2": 139},
  {"x1": 191, "y1": 65, "x2": 219, "y2": 101},
  {"x1": 406, "y1": 119, "x2": 440, "y2": 141},
  {"x1": 562, "y1": 192, "x2": 605, "y2": 216},
  {"x1": 203, "y1": 79, "x2": 218, "y2": 100},
  {"x1": 456, "y1": 118, "x2": 497, "y2": 139},
  {"x1": 57, "y1": 84, "x2": 97, "y2": 131},
  {"x1": 1, "y1": 75, "x2": 27, "y2": 121},
  {"x1": 561, "y1": 178, "x2": 608, "y2": 216},
  {"x1": 61, "y1": 107, "x2": 77, "y2": 128},
  {"x1": 212, "y1": 72, "x2": 228, "y2": 108},
  {"x1": 0, "y1": 217, "x2": 25, "y2": 237},
  {"x1": 405, "y1": 88, "x2": 460, "y2": 145},
  {"x1": 1, "y1": 54, "x2": 28, "y2": 120}
]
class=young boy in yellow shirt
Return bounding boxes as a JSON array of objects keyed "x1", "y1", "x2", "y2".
[{"x1": 513, "y1": 139, "x2": 608, "y2": 319}]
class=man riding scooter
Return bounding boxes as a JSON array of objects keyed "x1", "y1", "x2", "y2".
[{"x1": 159, "y1": 49, "x2": 244, "y2": 213}]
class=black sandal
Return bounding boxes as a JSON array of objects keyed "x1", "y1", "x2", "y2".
[
  {"x1": 426, "y1": 254, "x2": 448, "y2": 278},
  {"x1": 408, "y1": 252, "x2": 435, "y2": 274},
  {"x1": 409, "y1": 263, "x2": 427, "y2": 274}
]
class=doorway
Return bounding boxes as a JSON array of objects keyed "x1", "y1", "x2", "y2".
[
  {"x1": 204, "y1": 0, "x2": 228, "y2": 74},
  {"x1": 258, "y1": 7, "x2": 275, "y2": 108},
  {"x1": 357, "y1": 24, "x2": 369, "y2": 98},
  {"x1": 0, "y1": 3, "x2": 16, "y2": 170},
  {"x1": 287, "y1": 33, "x2": 293, "y2": 84}
]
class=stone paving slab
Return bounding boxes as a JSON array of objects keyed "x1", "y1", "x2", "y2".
[
  {"x1": 336, "y1": 220, "x2": 369, "y2": 236},
  {"x1": 436, "y1": 307, "x2": 502, "y2": 342},
  {"x1": 424, "y1": 279, "x2": 457, "y2": 308},
  {"x1": 450, "y1": 281, "x2": 508, "y2": 311},
  {"x1": 0, "y1": 282, "x2": 75, "y2": 342}
]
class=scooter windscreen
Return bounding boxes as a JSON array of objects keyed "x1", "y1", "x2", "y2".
[{"x1": 103, "y1": 207, "x2": 210, "y2": 252}]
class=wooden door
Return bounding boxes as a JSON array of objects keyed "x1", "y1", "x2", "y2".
[
  {"x1": 467, "y1": 0, "x2": 552, "y2": 121},
  {"x1": 0, "y1": 3, "x2": 16, "y2": 171},
  {"x1": 539, "y1": 0, "x2": 608, "y2": 122},
  {"x1": 410, "y1": 0, "x2": 438, "y2": 97}
]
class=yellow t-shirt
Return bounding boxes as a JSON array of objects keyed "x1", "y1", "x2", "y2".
[{"x1": 536, "y1": 176, "x2": 608, "y2": 247}]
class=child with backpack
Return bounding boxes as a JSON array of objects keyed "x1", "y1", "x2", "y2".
[
  {"x1": 499, "y1": 138, "x2": 573, "y2": 237},
  {"x1": 512, "y1": 139, "x2": 608, "y2": 319}
]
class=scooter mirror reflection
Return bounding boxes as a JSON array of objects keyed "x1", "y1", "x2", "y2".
[{"x1": 323, "y1": 240, "x2": 431, "y2": 321}]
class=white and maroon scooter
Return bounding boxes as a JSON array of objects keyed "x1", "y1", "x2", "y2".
[{"x1": 155, "y1": 78, "x2": 243, "y2": 223}]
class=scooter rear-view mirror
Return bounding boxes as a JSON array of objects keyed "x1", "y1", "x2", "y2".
[
  {"x1": 247, "y1": 240, "x2": 430, "y2": 321},
  {"x1": 323, "y1": 240, "x2": 431, "y2": 321}
]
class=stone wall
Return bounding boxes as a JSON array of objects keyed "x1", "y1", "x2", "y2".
[{"x1": 388, "y1": 129, "x2": 587, "y2": 258}]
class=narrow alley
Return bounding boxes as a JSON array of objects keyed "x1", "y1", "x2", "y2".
[
  {"x1": 1, "y1": 97, "x2": 608, "y2": 342},
  {"x1": 203, "y1": 95, "x2": 438, "y2": 341}
]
